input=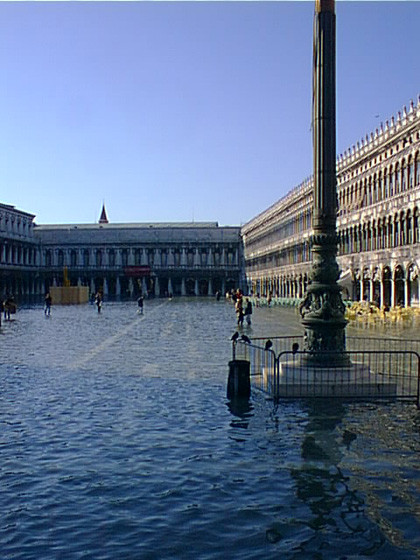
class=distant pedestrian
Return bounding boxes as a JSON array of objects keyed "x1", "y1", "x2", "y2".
[
  {"x1": 137, "y1": 295, "x2": 144, "y2": 314},
  {"x1": 44, "y1": 292, "x2": 52, "y2": 316},
  {"x1": 244, "y1": 298, "x2": 253, "y2": 326},
  {"x1": 95, "y1": 292, "x2": 102, "y2": 313},
  {"x1": 235, "y1": 296, "x2": 244, "y2": 327},
  {"x1": 4, "y1": 294, "x2": 16, "y2": 320}
]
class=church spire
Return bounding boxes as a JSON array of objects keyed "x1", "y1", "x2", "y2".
[{"x1": 99, "y1": 202, "x2": 109, "y2": 224}]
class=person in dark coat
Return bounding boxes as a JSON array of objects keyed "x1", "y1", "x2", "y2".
[{"x1": 244, "y1": 298, "x2": 253, "y2": 326}]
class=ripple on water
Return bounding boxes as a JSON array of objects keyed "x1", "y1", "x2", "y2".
[{"x1": 1, "y1": 301, "x2": 420, "y2": 559}]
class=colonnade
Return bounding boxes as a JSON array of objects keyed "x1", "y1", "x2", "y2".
[
  {"x1": 42, "y1": 245, "x2": 239, "y2": 269},
  {"x1": 246, "y1": 257, "x2": 420, "y2": 309}
]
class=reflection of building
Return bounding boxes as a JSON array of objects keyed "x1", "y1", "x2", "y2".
[
  {"x1": 0, "y1": 202, "x2": 242, "y2": 300},
  {"x1": 242, "y1": 98, "x2": 420, "y2": 308}
]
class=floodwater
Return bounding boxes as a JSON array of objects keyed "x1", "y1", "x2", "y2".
[{"x1": 1, "y1": 299, "x2": 419, "y2": 559}]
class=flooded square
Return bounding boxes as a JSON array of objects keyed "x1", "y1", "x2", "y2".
[{"x1": 1, "y1": 299, "x2": 419, "y2": 559}]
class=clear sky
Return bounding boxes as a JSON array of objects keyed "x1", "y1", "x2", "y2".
[{"x1": 0, "y1": 1, "x2": 419, "y2": 226}]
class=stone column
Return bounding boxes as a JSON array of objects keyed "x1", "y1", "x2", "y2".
[
  {"x1": 418, "y1": 277, "x2": 420, "y2": 308},
  {"x1": 208, "y1": 277, "x2": 213, "y2": 296},
  {"x1": 126, "y1": 249, "x2": 131, "y2": 266},
  {"x1": 142, "y1": 278, "x2": 147, "y2": 295},
  {"x1": 116, "y1": 276, "x2": 121, "y2": 298},
  {"x1": 391, "y1": 276, "x2": 396, "y2": 308},
  {"x1": 168, "y1": 250, "x2": 174, "y2": 267},
  {"x1": 300, "y1": 0, "x2": 349, "y2": 366},
  {"x1": 154, "y1": 276, "x2": 160, "y2": 297},
  {"x1": 194, "y1": 278, "x2": 199, "y2": 296},
  {"x1": 103, "y1": 278, "x2": 109, "y2": 297},
  {"x1": 380, "y1": 276, "x2": 385, "y2": 308},
  {"x1": 369, "y1": 278, "x2": 374, "y2": 303},
  {"x1": 168, "y1": 277, "x2": 173, "y2": 295},
  {"x1": 181, "y1": 248, "x2": 187, "y2": 266},
  {"x1": 404, "y1": 277, "x2": 409, "y2": 307},
  {"x1": 181, "y1": 277, "x2": 186, "y2": 296}
]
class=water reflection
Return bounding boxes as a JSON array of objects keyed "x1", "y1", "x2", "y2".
[
  {"x1": 227, "y1": 397, "x2": 254, "y2": 429},
  {"x1": 1, "y1": 302, "x2": 419, "y2": 559},
  {"x1": 287, "y1": 402, "x2": 382, "y2": 555}
]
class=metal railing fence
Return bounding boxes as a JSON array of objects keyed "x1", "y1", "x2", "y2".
[{"x1": 232, "y1": 336, "x2": 420, "y2": 407}]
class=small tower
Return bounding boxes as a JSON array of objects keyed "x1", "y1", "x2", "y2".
[{"x1": 99, "y1": 203, "x2": 109, "y2": 224}]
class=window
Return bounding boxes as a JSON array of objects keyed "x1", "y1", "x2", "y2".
[
  {"x1": 394, "y1": 163, "x2": 399, "y2": 193},
  {"x1": 401, "y1": 161, "x2": 407, "y2": 191},
  {"x1": 378, "y1": 172, "x2": 382, "y2": 200},
  {"x1": 186, "y1": 250, "x2": 194, "y2": 267},
  {"x1": 408, "y1": 157, "x2": 414, "y2": 188}
]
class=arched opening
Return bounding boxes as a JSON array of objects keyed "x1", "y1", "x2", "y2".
[
  {"x1": 382, "y1": 267, "x2": 392, "y2": 308},
  {"x1": 394, "y1": 265, "x2": 405, "y2": 307}
]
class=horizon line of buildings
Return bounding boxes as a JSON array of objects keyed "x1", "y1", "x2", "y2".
[{"x1": 1, "y1": 95, "x2": 420, "y2": 307}]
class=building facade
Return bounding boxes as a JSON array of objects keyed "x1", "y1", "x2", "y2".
[
  {"x1": 0, "y1": 203, "x2": 39, "y2": 299},
  {"x1": 0, "y1": 207, "x2": 242, "y2": 301},
  {"x1": 242, "y1": 97, "x2": 420, "y2": 308},
  {"x1": 35, "y1": 221, "x2": 242, "y2": 299},
  {"x1": 3, "y1": 97, "x2": 420, "y2": 307}
]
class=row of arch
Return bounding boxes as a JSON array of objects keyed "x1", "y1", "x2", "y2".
[
  {"x1": 338, "y1": 150, "x2": 420, "y2": 213},
  {"x1": 43, "y1": 246, "x2": 239, "y2": 269},
  {"x1": 338, "y1": 207, "x2": 420, "y2": 254},
  {"x1": 247, "y1": 260, "x2": 420, "y2": 309}
]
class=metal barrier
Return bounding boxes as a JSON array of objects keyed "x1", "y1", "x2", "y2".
[{"x1": 232, "y1": 336, "x2": 420, "y2": 408}]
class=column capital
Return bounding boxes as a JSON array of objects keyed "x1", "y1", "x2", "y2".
[{"x1": 315, "y1": 0, "x2": 334, "y2": 13}]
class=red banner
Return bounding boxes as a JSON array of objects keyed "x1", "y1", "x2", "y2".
[{"x1": 124, "y1": 266, "x2": 151, "y2": 277}]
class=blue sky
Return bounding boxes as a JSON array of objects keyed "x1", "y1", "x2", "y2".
[{"x1": 0, "y1": 1, "x2": 419, "y2": 226}]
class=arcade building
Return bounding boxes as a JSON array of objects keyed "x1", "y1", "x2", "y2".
[
  {"x1": 0, "y1": 204, "x2": 243, "y2": 301},
  {"x1": 242, "y1": 97, "x2": 420, "y2": 308}
]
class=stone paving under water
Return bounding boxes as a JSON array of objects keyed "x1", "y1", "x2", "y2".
[{"x1": 0, "y1": 299, "x2": 419, "y2": 559}]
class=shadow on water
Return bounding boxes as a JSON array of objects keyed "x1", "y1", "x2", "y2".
[{"x1": 226, "y1": 397, "x2": 254, "y2": 431}]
